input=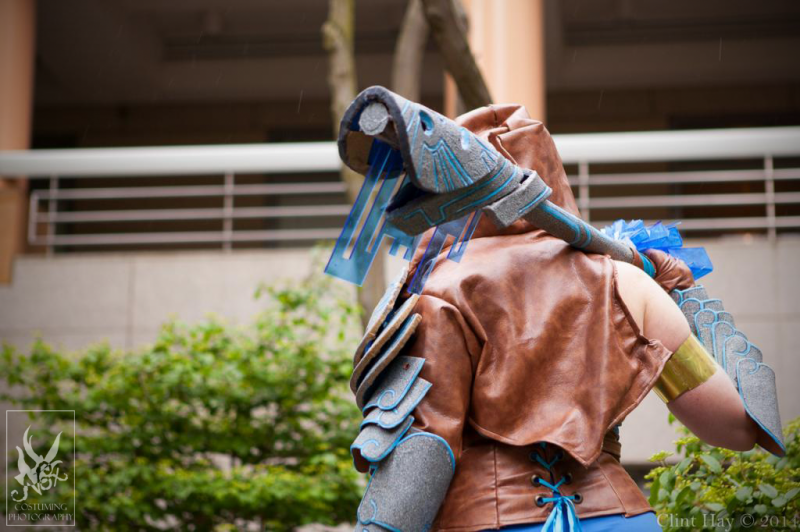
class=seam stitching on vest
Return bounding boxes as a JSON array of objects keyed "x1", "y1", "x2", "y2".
[{"x1": 597, "y1": 461, "x2": 629, "y2": 516}]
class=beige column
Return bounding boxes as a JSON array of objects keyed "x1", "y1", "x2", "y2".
[
  {"x1": 447, "y1": 0, "x2": 546, "y2": 121},
  {"x1": 0, "y1": 0, "x2": 36, "y2": 283}
]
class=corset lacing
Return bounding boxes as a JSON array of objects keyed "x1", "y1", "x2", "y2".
[{"x1": 530, "y1": 442, "x2": 582, "y2": 532}]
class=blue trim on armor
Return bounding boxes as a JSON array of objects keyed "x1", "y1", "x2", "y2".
[
  {"x1": 455, "y1": 165, "x2": 518, "y2": 214},
  {"x1": 359, "y1": 499, "x2": 403, "y2": 532},
  {"x1": 355, "y1": 430, "x2": 455, "y2": 532},
  {"x1": 678, "y1": 297, "x2": 704, "y2": 331},
  {"x1": 402, "y1": 158, "x2": 512, "y2": 226},
  {"x1": 362, "y1": 357, "x2": 426, "y2": 412},
  {"x1": 735, "y1": 359, "x2": 787, "y2": 455},
  {"x1": 538, "y1": 202, "x2": 583, "y2": 245},
  {"x1": 517, "y1": 186, "x2": 552, "y2": 215},
  {"x1": 398, "y1": 431, "x2": 456, "y2": 474},
  {"x1": 361, "y1": 380, "x2": 433, "y2": 430},
  {"x1": 350, "y1": 416, "x2": 415, "y2": 466}
]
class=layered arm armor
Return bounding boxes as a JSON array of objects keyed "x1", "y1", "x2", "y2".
[
  {"x1": 664, "y1": 285, "x2": 786, "y2": 456},
  {"x1": 348, "y1": 268, "x2": 456, "y2": 531}
]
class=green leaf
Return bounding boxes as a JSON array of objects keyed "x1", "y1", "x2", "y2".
[
  {"x1": 676, "y1": 486, "x2": 694, "y2": 507},
  {"x1": 705, "y1": 502, "x2": 725, "y2": 512},
  {"x1": 735, "y1": 486, "x2": 753, "y2": 501},
  {"x1": 676, "y1": 457, "x2": 692, "y2": 473},
  {"x1": 772, "y1": 496, "x2": 788, "y2": 507},
  {"x1": 785, "y1": 487, "x2": 800, "y2": 501},
  {"x1": 700, "y1": 454, "x2": 722, "y2": 474},
  {"x1": 648, "y1": 475, "x2": 661, "y2": 507},
  {"x1": 0, "y1": 265, "x2": 365, "y2": 531},
  {"x1": 759, "y1": 483, "x2": 779, "y2": 498},
  {"x1": 754, "y1": 504, "x2": 768, "y2": 514}
]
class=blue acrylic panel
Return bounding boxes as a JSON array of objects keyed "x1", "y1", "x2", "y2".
[
  {"x1": 601, "y1": 219, "x2": 713, "y2": 280},
  {"x1": 325, "y1": 141, "x2": 419, "y2": 286},
  {"x1": 407, "y1": 211, "x2": 481, "y2": 294}
]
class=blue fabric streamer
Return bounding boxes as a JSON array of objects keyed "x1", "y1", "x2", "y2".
[
  {"x1": 601, "y1": 219, "x2": 713, "y2": 280},
  {"x1": 540, "y1": 494, "x2": 582, "y2": 532}
]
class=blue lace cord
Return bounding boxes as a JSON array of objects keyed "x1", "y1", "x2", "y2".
[{"x1": 533, "y1": 443, "x2": 583, "y2": 532}]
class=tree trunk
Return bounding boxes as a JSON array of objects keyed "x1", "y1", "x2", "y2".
[
  {"x1": 323, "y1": 0, "x2": 386, "y2": 327},
  {"x1": 391, "y1": 0, "x2": 430, "y2": 102},
  {"x1": 420, "y1": 0, "x2": 492, "y2": 110}
]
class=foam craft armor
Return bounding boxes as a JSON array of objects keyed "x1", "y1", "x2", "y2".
[{"x1": 326, "y1": 86, "x2": 785, "y2": 532}]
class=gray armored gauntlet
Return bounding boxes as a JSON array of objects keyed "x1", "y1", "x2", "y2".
[
  {"x1": 671, "y1": 286, "x2": 785, "y2": 456},
  {"x1": 349, "y1": 268, "x2": 455, "y2": 531}
]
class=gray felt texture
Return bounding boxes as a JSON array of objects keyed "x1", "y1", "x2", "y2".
[
  {"x1": 354, "y1": 267, "x2": 409, "y2": 365},
  {"x1": 693, "y1": 309, "x2": 717, "y2": 351},
  {"x1": 683, "y1": 286, "x2": 708, "y2": 302},
  {"x1": 524, "y1": 200, "x2": 636, "y2": 264},
  {"x1": 364, "y1": 370, "x2": 430, "y2": 412},
  {"x1": 737, "y1": 358, "x2": 785, "y2": 452},
  {"x1": 702, "y1": 299, "x2": 725, "y2": 312},
  {"x1": 337, "y1": 86, "x2": 531, "y2": 236},
  {"x1": 676, "y1": 289, "x2": 785, "y2": 454},
  {"x1": 386, "y1": 158, "x2": 521, "y2": 236},
  {"x1": 671, "y1": 286, "x2": 708, "y2": 306},
  {"x1": 361, "y1": 87, "x2": 505, "y2": 194},
  {"x1": 679, "y1": 299, "x2": 703, "y2": 335},
  {"x1": 670, "y1": 289, "x2": 682, "y2": 306},
  {"x1": 355, "y1": 432, "x2": 455, "y2": 532},
  {"x1": 351, "y1": 312, "x2": 421, "y2": 395},
  {"x1": 718, "y1": 311, "x2": 736, "y2": 326},
  {"x1": 361, "y1": 377, "x2": 432, "y2": 429},
  {"x1": 359, "y1": 102, "x2": 391, "y2": 136},
  {"x1": 351, "y1": 415, "x2": 415, "y2": 467},
  {"x1": 482, "y1": 171, "x2": 552, "y2": 229},
  {"x1": 710, "y1": 321, "x2": 743, "y2": 381},
  {"x1": 356, "y1": 356, "x2": 425, "y2": 410}
]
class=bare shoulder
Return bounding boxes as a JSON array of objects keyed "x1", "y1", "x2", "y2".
[
  {"x1": 613, "y1": 259, "x2": 651, "y2": 330},
  {"x1": 613, "y1": 259, "x2": 690, "y2": 351}
]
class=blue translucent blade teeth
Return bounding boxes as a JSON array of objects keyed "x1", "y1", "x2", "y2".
[
  {"x1": 407, "y1": 211, "x2": 481, "y2": 295},
  {"x1": 326, "y1": 139, "x2": 481, "y2": 292},
  {"x1": 601, "y1": 219, "x2": 713, "y2": 280},
  {"x1": 325, "y1": 141, "x2": 417, "y2": 286}
]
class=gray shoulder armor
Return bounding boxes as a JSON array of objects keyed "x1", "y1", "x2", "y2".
[
  {"x1": 671, "y1": 285, "x2": 786, "y2": 456},
  {"x1": 349, "y1": 267, "x2": 455, "y2": 531}
]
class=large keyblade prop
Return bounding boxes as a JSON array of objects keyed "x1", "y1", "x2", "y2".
[{"x1": 326, "y1": 86, "x2": 654, "y2": 292}]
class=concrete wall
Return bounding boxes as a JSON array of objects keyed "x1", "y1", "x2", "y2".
[{"x1": 0, "y1": 238, "x2": 798, "y2": 464}]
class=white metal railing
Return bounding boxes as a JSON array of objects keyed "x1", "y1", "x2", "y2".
[{"x1": 0, "y1": 127, "x2": 799, "y2": 252}]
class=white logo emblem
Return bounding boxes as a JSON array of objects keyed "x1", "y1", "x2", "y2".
[{"x1": 11, "y1": 426, "x2": 68, "y2": 502}]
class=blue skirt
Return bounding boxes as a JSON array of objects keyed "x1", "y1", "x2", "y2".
[{"x1": 484, "y1": 512, "x2": 662, "y2": 532}]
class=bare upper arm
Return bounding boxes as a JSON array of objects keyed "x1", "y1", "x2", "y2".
[
  {"x1": 614, "y1": 259, "x2": 757, "y2": 450},
  {"x1": 614, "y1": 260, "x2": 689, "y2": 351}
]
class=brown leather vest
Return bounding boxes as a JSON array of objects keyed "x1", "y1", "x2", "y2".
[{"x1": 399, "y1": 106, "x2": 672, "y2": 531}]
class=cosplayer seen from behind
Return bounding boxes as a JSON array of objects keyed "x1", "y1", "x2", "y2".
[{"x1": 336, "y1": 93, "x2": 785, "y2": 532}]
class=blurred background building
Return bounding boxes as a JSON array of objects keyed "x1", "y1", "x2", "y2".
[{"x1": 1, "y1": 0, "x2": 799, "y2": 472}]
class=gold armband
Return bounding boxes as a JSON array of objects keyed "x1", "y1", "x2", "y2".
[{"x1": 654, "y1": 334, "x2": 718, "y2": 403}]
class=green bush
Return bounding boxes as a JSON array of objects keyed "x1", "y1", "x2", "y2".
[
  {"x1": 1, "y1": 271, "x2": 364, "y2": 531},
  {"x1": 646, "y1": 415, "x2": 800, "y2": 531}
]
